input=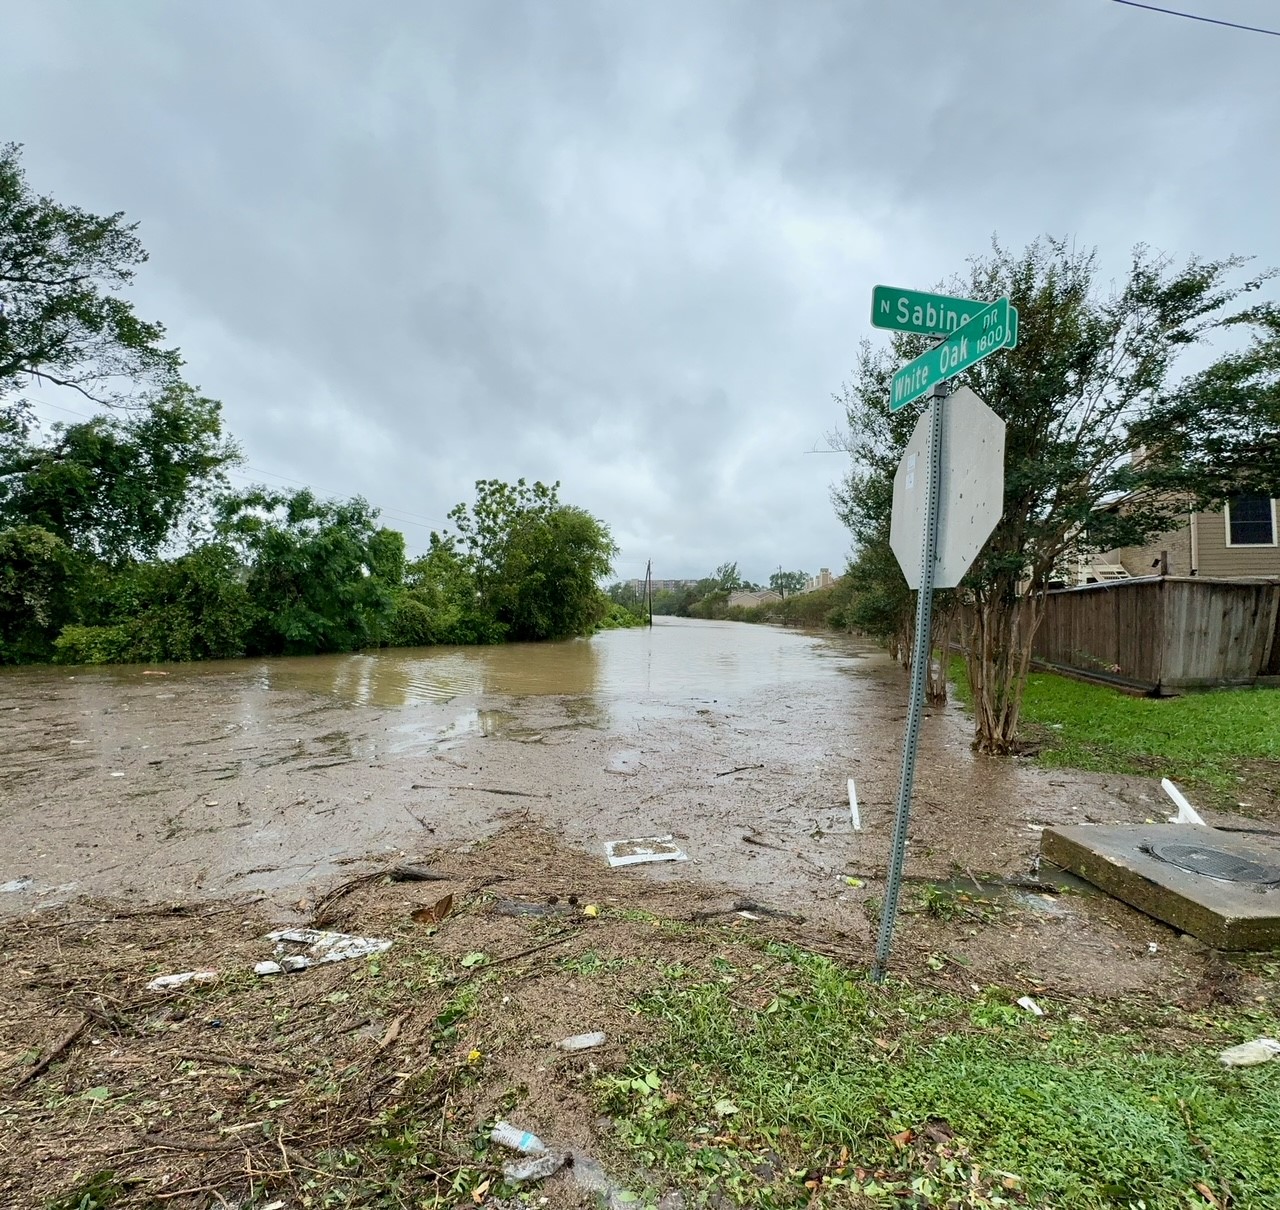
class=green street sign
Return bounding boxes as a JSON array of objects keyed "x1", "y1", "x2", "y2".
[
  {"x1": 871, "y1": 283, "x2": 1018, "y2": 348},
  {"x1": 872, "y1": 285, "x2": 990, "y2": 336},
  {"x1": 889, "y1": 297, "x2": 1014, "y2": 411}
]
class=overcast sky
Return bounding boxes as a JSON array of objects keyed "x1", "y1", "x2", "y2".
[{"x1": 5, "y1": 0, "x2": 1278, "y2": 582}]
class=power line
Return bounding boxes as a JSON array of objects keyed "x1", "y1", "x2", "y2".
[{"x1": 1110, "y1": 0, "x2": 1280, "y2": 37}]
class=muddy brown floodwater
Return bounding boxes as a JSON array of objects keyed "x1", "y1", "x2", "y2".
[{"x1": 0, "y1": 618, "x2": 1217, "y2": 992}]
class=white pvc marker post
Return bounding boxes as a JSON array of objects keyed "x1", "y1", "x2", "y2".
[{"x1": 848, "y1": 778, "x2": 861, "y2": 831}]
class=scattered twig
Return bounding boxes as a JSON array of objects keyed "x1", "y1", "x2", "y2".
[
  {"x1": 741, "y1": 834, "x2": 785, "y2": 851},
  {"x1": 716, "y1": 763, "x2": 765, "y2": 777},
  {"x1": 410, "y1": 783, "x2": 550, "y2": 799},
  {"x1": 176, "y1": 1049, "x2": 295, "y2": 1078},
  {"x1": 139, "y1": 1134, "x2": 247, "y2": 1154},
  {"x1": 10, "y1": 1015, "x2": 88, "y2": 1090}
]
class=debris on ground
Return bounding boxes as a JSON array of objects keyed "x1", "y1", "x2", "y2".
[
  {"x1": 0, "y1": 877, "x2": 33, "y2": 893},
  {"x1": 254, "y1": 928, "x2": 392, "y2": 975},
  {"x1": 1218, "y1": 1037, "x2": 1280, "y2": 1067},
  {"x1": 848, "y1": 778, "x2": 861, "y2": 831},
  {"x1": 604, "y1": 836, "x2": 688, "y2": 867},
  {"x1": 145, "y1": 969, "x2": 218, "y2": 992},
  {"x1": 490, "y1": 1120, "x2": 547, "y2": 1154},
  {"x1": 494, "y1": 898, "x2": 573, "y2": 918},
  {"x1": 1015, "y1": 996, "x2": 1045, "y2": 1016},
  {"x1": 504, "y1": 1151, "x2": 570, "y2": 1182},
  {"x1": 410, "y1": 893, "x2": 453, "y2": 924},
  {"x1": 556, "y1": 1031, "x2": 606, "y2": 1052}
]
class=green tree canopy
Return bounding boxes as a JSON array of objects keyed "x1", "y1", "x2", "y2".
[
  {"x1": 437, "y1": 478, "x2": 617, "y2": 641},
  {"x1": 769, "y1": 569, "x2": 808, "y2": 597},
  {"x1": 0, "y1": 142, "x2": 181, "y2": 415},
  {"x1": 1133, "y1": 302, "x2": 1280, "y2": 503},
  {"x1": 0, "y1": 384, "x2": 237, "y2": 562},
  {"x1": 218, "y1": 488, "x2": 404, "y2": 655}
]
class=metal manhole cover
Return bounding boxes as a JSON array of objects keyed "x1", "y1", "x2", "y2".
[{"x1": 1146, "y1": 840, "x2": 1280, "y2": 885}]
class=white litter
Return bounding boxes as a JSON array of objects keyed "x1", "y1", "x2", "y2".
[
  {"x1": 147, "y1": 970, "x2": 219, "y2": 992},
  {"x1": 1016, "y1": 996, "x2": 1045, "y2": 1017},
  {"x1": 604, "y1": 836, "x2": 688, "y2": 867},
  {"x1": 254, "y1": 928, "x2": 392, "y2": 976},
  {"x1": 1147, "y1": 942, "x2": 1159, "y2": 955},
  {"x1": 0, "y1": 878, "x2": 33, "y2": 893},
  {"x1": 848, "y1": 778, "x2": 861, "y2": 831},
  {"x1": 557, "y1": 1031, "x2": 606, "y2": 1052},
  {"x1": 1219, "y1": 1038, "x2": 1280, "y2": 1068},
  {"x1": 1161, "y1": 778, "x2": 1207, "y2": 827}
]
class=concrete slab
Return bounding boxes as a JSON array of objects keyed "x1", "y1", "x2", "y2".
[{"x1": 1040, "y1": 825, "x2": 1280, "y2": 950}]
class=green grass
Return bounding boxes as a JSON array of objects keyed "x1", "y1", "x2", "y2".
[
  {"x1": 951, "y1": 660, "x2": 1280, "y2": 803},
  {"x1": 603, "y1": 948, "x2": 1280, "y2": 1208}
]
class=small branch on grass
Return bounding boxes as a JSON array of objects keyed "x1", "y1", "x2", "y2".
[
  {"x1": 10, "y1": 1016, "x2": 88, "y2": 1090},
  {"x1": 1179, "y1": 1098, "x2": 1232, "y2": 1209}
]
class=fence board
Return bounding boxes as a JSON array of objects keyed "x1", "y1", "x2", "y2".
[{"x1": 1033, "y1": 578, "x2": 1279, "y2": 691}]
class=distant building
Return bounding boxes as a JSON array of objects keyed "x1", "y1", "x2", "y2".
[
  {"x1": 625, "y1": 578, "x2": 701, "y2": 594},
  {"x1": 728, "y1": 589, "x2": 782, "y2": 608},
  {"x1": 799, "y1": 567, "x2": 840, "y2": 594}
]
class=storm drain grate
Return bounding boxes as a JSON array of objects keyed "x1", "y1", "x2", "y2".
[{"x1": 1145, "y1": 840, "x2": 1280, "y2": 886}]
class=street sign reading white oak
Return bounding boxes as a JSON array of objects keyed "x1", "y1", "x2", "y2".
[
  {"x1": 889, "y1": 386, "x2": 1006, "y2": 589},
  {"x1": 889, "y1": 297, "x2": 1016, "y2": 411}
]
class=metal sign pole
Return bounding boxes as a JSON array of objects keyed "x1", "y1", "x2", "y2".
[{"x1": 873, "y1": 380, "x2": 947, "y2": 981}]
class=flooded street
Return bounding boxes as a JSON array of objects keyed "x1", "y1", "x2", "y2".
[{"x1": 1, "y1": 618, "x2": 1177, "y2": 986}]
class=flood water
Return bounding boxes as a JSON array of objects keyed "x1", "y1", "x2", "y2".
[
  {"x1": 77, "y1": 615, "x2": 869, "y2": 707},
  {"x1": 1, "y1": 617, "x2": 1161, "y2": 944}
]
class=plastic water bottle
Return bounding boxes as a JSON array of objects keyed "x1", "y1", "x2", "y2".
[{"x1": 490, "y1": 1121, "x2": 546, "y2": 1155}]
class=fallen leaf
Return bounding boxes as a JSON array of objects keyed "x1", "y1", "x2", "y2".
[
  {"x1": 379, "y1": 1014, "x2": 405, "y2": 1049},
  {"x1": 412, "y1": 893, "x2": 453, "y2": 925},
  {"x1": 1002, "y1": 1175, "x2": 1021, "y2": 1190},
  {"x1": 471, "y1": 1177, "x2": 490, "y2": 1204},
  {"x1": 583, "y1": 904, "x2": 600, "y2": 918},
  {"x1": 713, "y1": 1099, "x2": 739, "y2": 1117},
  {"x1": 460, "y1": 951, "x2": 487, "y2": 968},
  {"x1": 467, "y1": 1048, "x2": 482, "y2": 1064},
  {"x1": 890, "y1": 1128, "x2": 913, "y2": 1148},
  {"x1": 1194, "y1": 1181, "x2": 1220, "y2": 1206}
]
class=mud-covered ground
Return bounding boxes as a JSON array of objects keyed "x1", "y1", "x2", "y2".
[
  {"x1": 5, "y1": 621, "x2": 1278, "y2": 1208},
  {"x1": 1, "y1": 618, "x2": 1251, "y2": 995}
]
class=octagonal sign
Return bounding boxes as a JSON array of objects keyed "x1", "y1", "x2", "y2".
[{"x1": 889, "y1": 386, "x2": 1006, "y2": 590}]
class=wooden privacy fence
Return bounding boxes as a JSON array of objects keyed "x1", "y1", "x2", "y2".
[{"x1": 1032, "y1": 576, "x2": 1280, "y2": 693}]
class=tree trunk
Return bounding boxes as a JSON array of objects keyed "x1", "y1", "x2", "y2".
[
  {"x1": 964, "y1": 582, "x2": 1045, "y2": 754},
  {"x1": 927, "y1": 603, "x2": 955, "y2": 705}
]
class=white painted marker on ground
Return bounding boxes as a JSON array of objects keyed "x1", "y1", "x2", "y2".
[
  {"x1": 1161, "y1": 778, "x2": 1206, "y2": 827},
  {"x1": 848, "y1": 778, "x2": 861, "y2": 831}
]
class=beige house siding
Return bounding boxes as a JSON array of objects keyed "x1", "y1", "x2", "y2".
[
  {"x1": 1196, "y1": 500, "x2": 1280, "y2": 577},
  {"x1": 1102, "y1": 514, "x2": 1194, "y2": 578},
  {"x1": 1104, "y1": 500, "x2": 1280, "y2": 580}
]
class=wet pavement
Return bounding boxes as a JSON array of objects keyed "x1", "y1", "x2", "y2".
[{"x1": 1, "y1": 618, "x2": 1174, "y2": 931}]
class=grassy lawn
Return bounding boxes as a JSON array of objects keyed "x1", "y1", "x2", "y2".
[
  {"x1": 951, "y1": 661, "x2": 1280, "y2": 807},
  {"x1": 611, "y1": 947, "x2": 1280, "y2": 1209}
]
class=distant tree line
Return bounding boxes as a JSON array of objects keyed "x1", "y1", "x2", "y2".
[{"x1": 0, "y1": 143, "x2": 624, "y2": 665}]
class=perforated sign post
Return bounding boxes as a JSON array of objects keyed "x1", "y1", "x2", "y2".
[{"x1": 871, "y1": 303, "x2": 1011, "y2": 982}]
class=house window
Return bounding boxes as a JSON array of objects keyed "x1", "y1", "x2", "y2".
[{"x1": 1225, "y1": 495, "x2": 1276, "y2": 546}]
